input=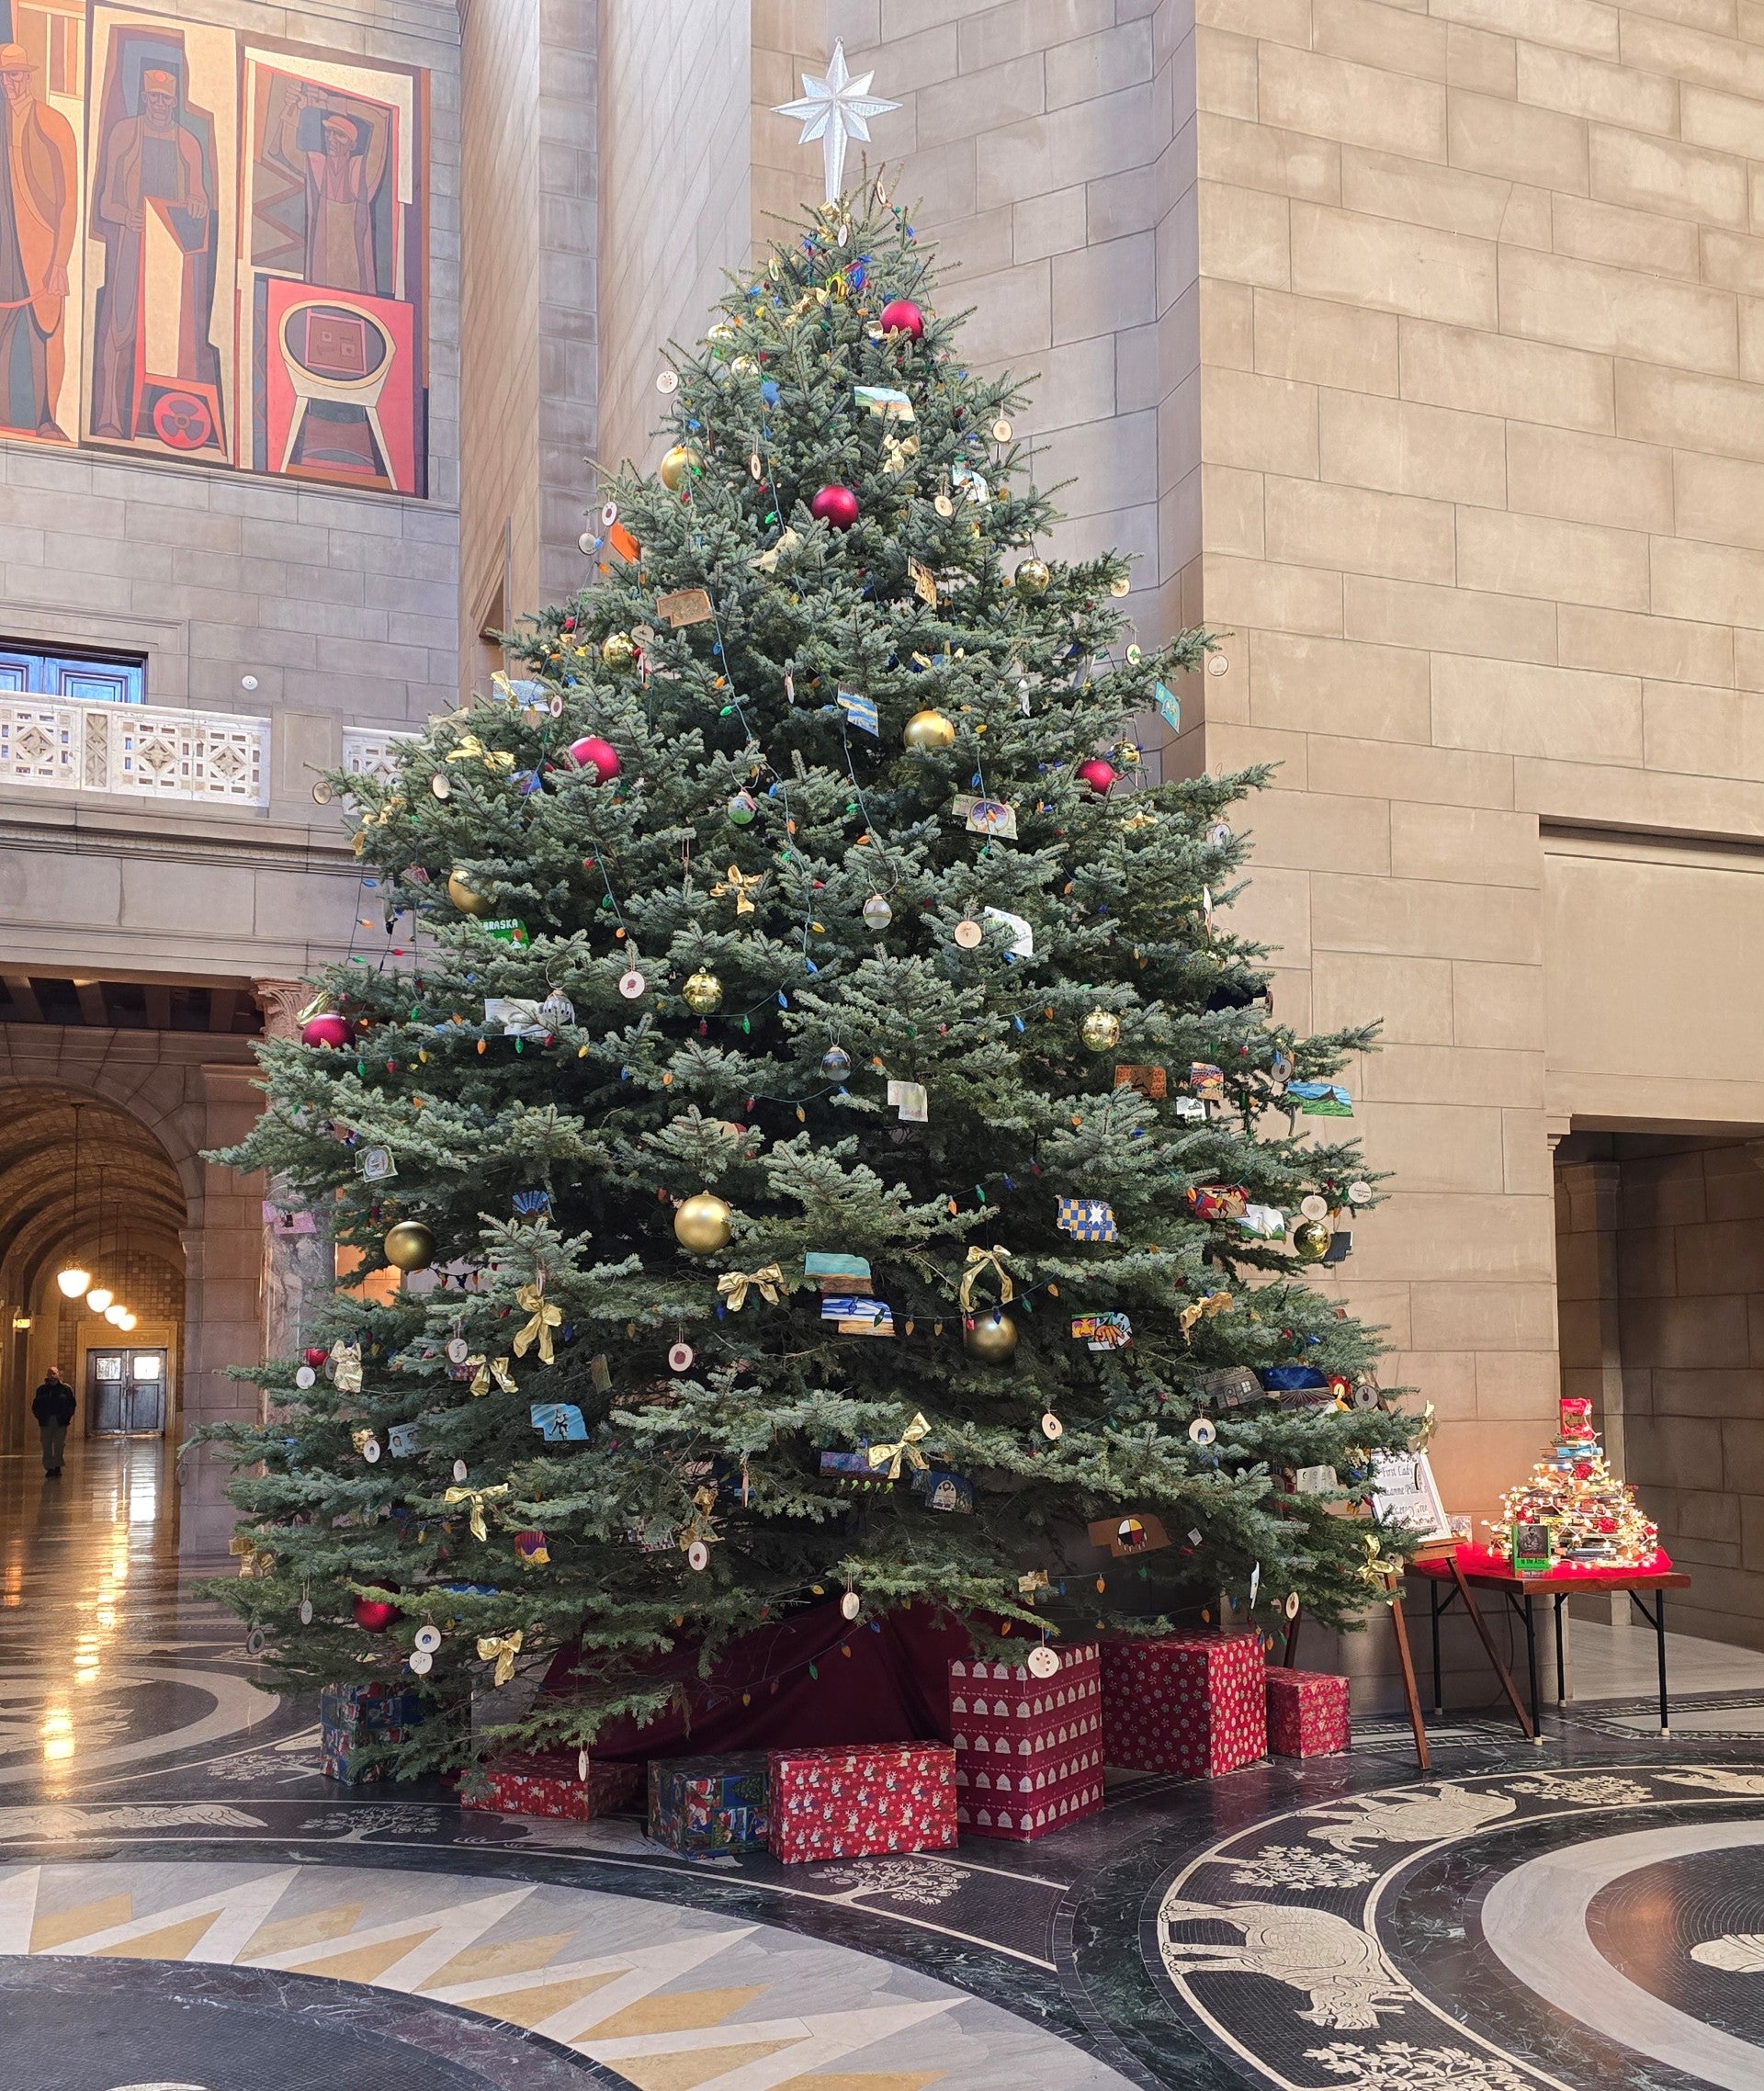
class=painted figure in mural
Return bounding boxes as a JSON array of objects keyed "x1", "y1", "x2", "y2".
[
  {"x1": 275, "y1": 82, "x2": 390, "y2": 296},
  {"x1": 89, "y1": 65, "x2": 213, "y2": 440},
  {"x1": 0, "y1": 43, "x2": 77, "y2": 440}
]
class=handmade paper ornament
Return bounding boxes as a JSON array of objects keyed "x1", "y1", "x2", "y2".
[
  {"x1": 674, "y1": 1192, "x2": 733, "y2": 1253},
  {"x1": 447, "y1": 869, "x2": 493, "y2": 917},
  {"x1": 300, "y1": 1011, "x2": 352, "y2": 1049},
  {"x1": 1080, "y1": 1008, "x2": 1121, "y2": 1052},
  {"x1": 657, "y1": 587, "x2": 714, "y2": 627},
  {"x1": 294, "y1": 1365, "x2": 316, "y2": 1390},
  {"x1": 1288, "y1": 1079, "x2": 1353, "y2": 1116},
  {"x1": 838, "y1": 690, "x2": 880, "y2": 735},
  {"x1": 878, "y1": 297, "x2": 924, "y2": 339},
  {"x1": 531, "y1": 1401, "x2": 588, "y2": 1441},
  {"x1": 887, "y1": 1079, "x2": 928, "y2": 1123},
  {"x1": 1057, "y1": 1195, "x2": 1117, "y2": 1241},
  {"x1": 1040, "y1": 1410, "x2": 1063, "y2": 1440},
  {"x1": 902, "y1": 707, "x2": 956, "y2": 751},
  {"x1": 384, "y1": 1220, "x2": 435, "y2": 1272},
  {"x1": 514, "y1": 1530, "x2": 549, "y2": 1566},
  {"x1": 568, "y1": 735, "x2": 620, "y2": 781},
  {"x1": 1013, "y1": 558, "x2": 1050, "y2": 596},
  {"x1": 1348, "y1": 1180, "x2": 1374, "y2": 1205},
  {"x1": 1077, "y1": 756, "x2": 1116, "y2": 797},
  {"x1": 354, "y1": 1595, "x2": 399, "y2": 1633},
  {"x1": 683, "y1": 969, "x2": 723, "y2": 1013},
  {"x1": 821, "y1": 1045, "x2": 852, "y2": 1081},
  {"x1": 408, "y1": 1649, "x2": 433, "y2": 1676},
  {"x1": 1291, "y1": 1218, "x2": 1332, "y2": 1262},
  {"x1": 841, "y1": 1589, "x2": 862, "y2": 1620},
  {"x1": 1071, "y1": 1313, "x2": 1132, "y2": 1351},
  {"x1": 862, "y1": 892, "x2": 893, "y2": 929},
  {"x1": 811, "y1": 484, "x2": 860, "y2": 530},
  {"x1": 659, "y1": 445, "x2": 700, "y2": 491},
  {"x1": 963, "y1": 1309, "x2": 1017, "y2": 1362},
  {"x1": 387, "y1": 1423, "x2": 421, "y2": 1458}
]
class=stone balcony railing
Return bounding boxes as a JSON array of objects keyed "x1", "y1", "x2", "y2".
[{"x1": 0, "y1": 695, "x2": 270, "y2": 808}]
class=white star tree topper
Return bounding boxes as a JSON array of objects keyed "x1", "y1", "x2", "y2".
[{"x1": 773, "y1": 41, "x2": 899, "y2": 202}]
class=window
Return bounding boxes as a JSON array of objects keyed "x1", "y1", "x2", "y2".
[{"x1": 0, "y1": 642, "x2": 145, "y2": 704}]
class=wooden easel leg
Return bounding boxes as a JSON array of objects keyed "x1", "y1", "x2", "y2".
[
  {"x1": 1387, "y1": 1588, "x2": 1430, "y2": 1774},
  {"x1": 1450, "y1": 1559, "x2": 1533, "y2": 1740}
]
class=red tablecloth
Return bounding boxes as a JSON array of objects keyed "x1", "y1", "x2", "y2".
[{"x1": 1411, "y1": 1543, "x2": 1677, "y2": 1587}]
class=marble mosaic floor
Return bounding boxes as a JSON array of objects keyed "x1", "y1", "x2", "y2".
[{"x1": 16, "y1": 1441, "x2": 1764, "y2": 2090}]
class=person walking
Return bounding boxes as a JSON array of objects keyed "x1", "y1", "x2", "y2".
[{"x1": 31, "y1": 1364, "x2": 74, "y2": 1475}]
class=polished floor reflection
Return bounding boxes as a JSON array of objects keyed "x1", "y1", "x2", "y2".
[{"x1": 10, "y1": 1438, "x2": 1764, "y2": 2090}]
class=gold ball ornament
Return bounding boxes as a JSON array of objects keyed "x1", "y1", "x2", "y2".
[
  {"x1": 902, "y1": 708, "x2": 956, "y2": 752},
  {"x1": 1013, "y1": 558, "x2": 1051, "y2": 597},
  {"x1": 659, "y1": 445, "x2": 701, "y2": 492},
  {"x1": 964, "y1": 1309, "x2": 1019, "y2": 1363},
  {"x1": 447, "y1": 869, "x2": 493, "y2": 917},
  {"x1": 674, "y1": 1192, "x2": 733, "y2": 1255},
  {"x1": 1291, "y1": 1218, "x2": 1332, "y2": 1262},
  {"x1": 600, "y1": 631, "x2": 637, "y2": 674},
  {"x1": 683, "y1": 968, "x2": 723, "y2": 1014},
  {"x1": 383, "y1": 1220, "x2": 436, "y2": 1272},
  {"x1": 1080, "y1": 1008, "x2": 1122, "y2": 1052}
]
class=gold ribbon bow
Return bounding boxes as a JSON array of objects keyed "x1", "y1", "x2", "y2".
[
  {"x1": 350, "y1": 1428, "x2": 379, "y2": 1460},
  {"x1": 1177, "y1": 1291, "x2": 1234, "y2": 1341},
  {"x1": 882, "y1": 431, "x2": 920, "y2": 477},
  {"x1": 513, "y1": 1283, "x2": 562, "y2": 1364},
  {"x1": 445, "y1": 1483, "x2": 510, "y2": 1542},
  {"x1": 446, "y1": 733, "x2": 514, "y2": 774},
  {"x1": 958, "y1": 1245, "x2": 1015, "y2": 1315},
  {"x1": 680, "y1": 1485, "x2": 720, "y2": 1554},
  {"x1": 1360, "y1": 1533, "x2": 1397, "y2": 1604},
  {"x1": 476, "y1": 1630, "x2": 524, "y2": 1685},
  {"x1": 468, "y1": 1354, "x2": 517, "y2": 1398},
  {"x1": 711, "y1": 865, "x2": 768, "y2": 916},
  {"x1": 867, "y1": 1412, "x2": 932, "y2": 1482},
  {"x1": 331, "y1": 1340, "x2": 362, "y2": 1396},
  {"x1": 716, "y1": 1264, "x2": 786, "y2": 1312}
]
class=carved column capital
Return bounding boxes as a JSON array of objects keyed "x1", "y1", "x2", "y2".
[{"x1": 254, "y1": 979, "x2": 310, "y2": 1042}]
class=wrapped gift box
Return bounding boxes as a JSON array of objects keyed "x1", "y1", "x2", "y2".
[
  {"x1": 768, "y1": 1741, "x2": 957, "y2": 1865},
  {"x1": 1266, "y1": 1667, "x2": 1351, "y2": 1758},
  {"x1": 1101, "y1": 1633, "x2": 1266, "y2": 1778},
  {"x1": 948, "y1": 1644, "x2": 1105, "y2": 1842},
  {"x1": 460, "y1": 1750, "x2": 641, "y2": 1820},
  {"x1": 648, "y1": 1753, "x2": 771, "y2": 1856},
  {"x1": 319, "y1": 1680, "x2": 424, "y2": 1784}
]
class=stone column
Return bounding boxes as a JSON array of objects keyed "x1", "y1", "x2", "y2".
[{"x1": 254, "y1": 980, "x2": 334, "y2": 1373}]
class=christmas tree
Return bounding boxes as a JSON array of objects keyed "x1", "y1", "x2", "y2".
[
  {"x1": 1495, "y1": 1397, "x2": 1659, "y2": 1569},
  {"x1": 207, "y1": 186, "x2": 1422, "y2": 1772}
]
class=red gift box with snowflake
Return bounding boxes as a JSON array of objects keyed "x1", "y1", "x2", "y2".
[
  {"x1": 767, "y1": 1740, "x2": 958, "y2": 1864},
  {"x1": 461, "y1": 1750, "x2": 642, "y2": 1820},
  {"x1": 1266, "y1": 1667, "x2": 1351, "y2": 1758},
  {"x1": 949, "y1": 1643, "x2": 1106, "y2": 1840},
  {"x1": 1101, "y1": 1632, "x2": 1266, "y2": 1778}
]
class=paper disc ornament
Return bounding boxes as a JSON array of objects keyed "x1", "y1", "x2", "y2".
[
  {"x1": 811, "y1": 484, "x2": 860, "y2": 531},
  {"x1": 1188, "y1": 1417, "x2": 1217, "y2": 1446},
  {"x1": 668, "y1": 1341, "x2": 695, "y2": 1372},
  {"x1": 354, "y1": 1596, "x2": 399, "y2": 1633},
  {"x1": 568, "y1": 734, "x2": 620, "y2": 781},
  {"x1": 1040, "y1": 1411, "x2": 1063, "y2": 1441},
  {"x1": 408, "y1": 1649, "x2": 433, "y2": 1676},
  {"x1": 1028, "y1": 1645, "x2": 1059, "y2": 1679},
  {"x1": 414, "y1": 1623, "x2": 443, "y2": 1655},
  {"x1": 683, "y1": 968, "x2": 723, "y2": 1013},
  {"x1": 841, "y1": 1590, "x2": 861, "y2": 1620},
  {"x1": 299, "y1": 1597, "x2": 313, "y2": 1625},
  {"x1": 1299, "y1": 1194, "x2": 1329, "y2": 1222},
  {"x1": 878, "y1": 298, "x2": 924, "y2": 340},
  {"x1": 1013, "y1": 558, "x2": 1050, "y2": 597},
  {"x1": 964, "y1": 1310, "x2": 1018, "y2": 1363},
  {"x1": 728, "y1": 791, "x2": 757, "y2": 825},
  {"x1": 452, "y1": 1459, "x2": 469, "y2": 1483},
  {"x1": 384, "y1": 1220, "x2": 436, "y2": 1272},
  {"x1": 954, "y1": 919, "x2": 983, "y2": 950},
  {"x1": 687, "y1": 1540, "x2": 710, "y2": 1571},
  {"x1": 674, "y1": 1192, "x2": 733, "y2": 1254},
  {"x1": 1080, "y1": 1008, "x2": 1122, "y2": 1052},
  {"x1": 295, "y1": 1365, "x2": 316, "y2": 1391},
  {"x1": 300, "y1": 1012, "x2": 352, "y2": 1050},
  {"x1": 659, "y1": 444, "x2": 699, "y2": 491},
  {"x1": 447, "y1": 870, "x2": 493, "y2": 917},
  {"x1": 1291, "y1": 1218, "x2": 1332, "y2": 1261},
  {"x1": 619, "y1": 968, "x2": 647, "y2": 1000},
  {"x1": 902, "y1": 708, "x2": 956, "y2": 752}
]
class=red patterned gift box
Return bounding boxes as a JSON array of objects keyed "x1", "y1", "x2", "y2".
[
  {"x1": 1266, "y1": 1667, "x2": 1351, "y2": 1758},
  {"x1": 461, "y1": 1750, "x2": 642, "y2": 1820},
  {"x1": 1101, "y1": 1632, "x2": 1266, "y2": 1778},
  {"x1": 767, "y1": 1741, "x2": 958, "y2": 1865},
  {"x1": 949, "y1": 1644, "x2": 1104, "y2": 1842}
]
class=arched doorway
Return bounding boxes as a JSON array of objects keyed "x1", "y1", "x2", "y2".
[{"x1": 0, "y1": 1091, "x2": 188, "y2": 1449}]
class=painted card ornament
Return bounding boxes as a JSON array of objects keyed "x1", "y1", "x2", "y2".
[
  {"x1": 837, "y1": 690, "x2": 880, "y2": 736},
  {"x1": 1071, "y1": 1313, "x2": 1132, "y2": 1351},
  {"x1": 982, "y1": 906, "x2": 1033, "y2": 955},
  {"x1": 1090, "y1": 1512, "x2": 1171, "y2": 1557},
  {"x1": 1057, "y1": 1195, "x2": 1117, "y2": 1241},
  {"x1": 1188, "y1": 1062, "x2": 1226, "y2": 1101},
  {"x1": 1288, "y1": 1079, "x2": 1353, "y2": 1116},
  {"x1": 531, "y1": 1402, "x2": 588, "y2": 1442},
  {"x1": 1116, "y1": 1062, "x2": 1165, "y2": 1098},
  {"x1": 887, "y1": 1079, "x2": 928, "y2": 1123},
  {"x1": 952, "y1": 794, "x2": 1018, "y2": 839}
]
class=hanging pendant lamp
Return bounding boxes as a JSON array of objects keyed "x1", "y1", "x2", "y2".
[{"x1": 55, "y1": 1104, "x2": 91, "y2": 1300}]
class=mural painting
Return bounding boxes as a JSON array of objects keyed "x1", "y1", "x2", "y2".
[{"x1": 0, "y1": 0, "x2": 427, "y2": 492}]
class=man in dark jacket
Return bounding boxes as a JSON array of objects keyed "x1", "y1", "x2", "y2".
[{"x1": 31, "y1": 1365, "x2": 74, "y2": 1475}]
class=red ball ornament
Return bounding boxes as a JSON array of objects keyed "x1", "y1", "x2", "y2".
[
  {"x1": 300, "y1": 1012, "x2": 352, "y2": 1050},
  {"x1": 1077, "y1": 757, "x2": 1116, "y2": 797},
  {"x1": 567, "y1": 734, "x2": 620, "y2": 782},
  {"x1": 303, "y1": 1347, "x2": 328, "y2": 1370},
  {"x1": 879, "y1": 298, "x2": 924, "y2": 341},
  {"x1": 353, "y1": 1596, "x2": 399, "y2": 1633},
  {"x1": 811, "y1": 485, "x2": 860, "y2": 531}
]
